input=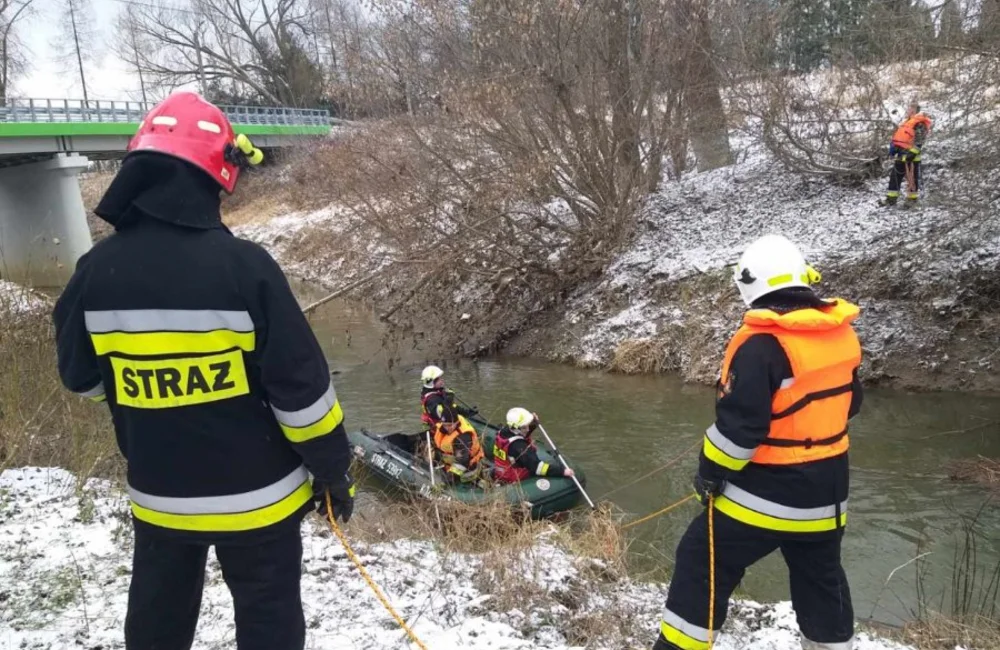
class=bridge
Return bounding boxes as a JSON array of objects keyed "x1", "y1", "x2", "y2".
[{"x1": 0, "y1": 98, "x2": 331, "y2": 286}]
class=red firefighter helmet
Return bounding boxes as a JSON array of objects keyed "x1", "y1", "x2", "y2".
[{"x1": 127, "y1": 91, "x2": 243, "y2": 193}]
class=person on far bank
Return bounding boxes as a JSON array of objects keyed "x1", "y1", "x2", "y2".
[
  {"x1": 432, "y1": 404, "x2": 485, "y2": 484},
  {"x1": 420, "y1": 364, "x2": 477, "y2": 430},
  {"x1": 652, "y1": 234, "x2": 863, "y2": 650},
  {"x1": 880, "y1": 101, "x2": 932, "y2": 207},
  {"x1": 493, "y1": 407, "x2": 575, "y2": 483},
  {"x1": 53, "y1": 91, "x2": 355, "y2": 650}
]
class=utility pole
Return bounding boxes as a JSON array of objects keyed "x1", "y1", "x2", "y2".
[{"x1": 194, "y1": 27, "x2": 206, "y2": 95}]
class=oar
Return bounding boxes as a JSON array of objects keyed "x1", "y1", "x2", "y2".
[
  {"x1": 425, "y1": 430, "x2": 443, "y2": 529},
  {"x1": 536, "y1": 423, "x2": 596, "y2": 510}
]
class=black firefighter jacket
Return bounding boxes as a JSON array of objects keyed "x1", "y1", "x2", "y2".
[{"x1": 53, "y1": 154, "x2": 351, "y2": 542}]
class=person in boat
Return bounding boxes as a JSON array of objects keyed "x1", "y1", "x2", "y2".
[
  {"x1": 493, "y1": 407, "x2": 575, "y2": 483},
  {"x1": 432, "y1": 404, "x2": 485, "y2": 484},
  {"x1": 420, "y1": 364, "x2": 477, "y2": 431},
  {"x1": 652, "y1": 234, "x2": 863, "y2": 650}
]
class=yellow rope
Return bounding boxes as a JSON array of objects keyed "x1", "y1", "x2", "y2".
[
  {"x1": 620, "y1": 493, "x2": 697, "y2": 531},
  {"x1": 598, "y1": 440, "x2": 700, "y2": 501},
  {"x1": 708, "y1": 495, "x2": 716, "y2": 649},
  {"x1": 324, "y1": 492, "x2": 431, "y2": 650}
]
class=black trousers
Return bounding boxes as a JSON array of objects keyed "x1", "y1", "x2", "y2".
[
  {"x1": 887, "y1": 158, "x2": 920, "y2": 197},
  {"x1": 124, "y1": 523, "x2": 306, "y2": 650},
  {"x1": 654, "y1": 509, "x2": 854, "y2": 649}
]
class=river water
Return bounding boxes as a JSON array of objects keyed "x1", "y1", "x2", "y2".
[{"x1": 299, "y1": 286, "x2": 1000, "y2": 628}]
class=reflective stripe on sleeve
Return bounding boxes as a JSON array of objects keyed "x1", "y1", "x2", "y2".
[
  {"x1": 77, "y1": 381, "x2": 106, "y2": 402},
  {"x1": 536, "y1": 461, "x2": 550, "y2": 475},
  {"x1": 659, "y1": 608, "x2": 711, "y2": 650},
  {"x1": 715, "y1": 483, "x2": 847, "y2": 533},
  {"x1": 703, "y1": 424, "x2": 756, "y2": 471},
  {"x1": 271, "y1": 382, "x2": 345, "y2": 443},
  {"x1": 128, "y1": 466, "x2": 312, "y2": 532}
]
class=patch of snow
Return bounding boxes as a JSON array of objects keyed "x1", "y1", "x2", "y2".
[
  {"x1": 0, "y1": 280, "x2": 50, "y2": 315},
  {"x1": 0, "y1": 467, "x2": 916, "y2": 650}
]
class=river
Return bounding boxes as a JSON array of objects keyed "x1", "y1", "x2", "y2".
[{"x1": 299, "y1": 286, "x2": 1000, "y2": 629}]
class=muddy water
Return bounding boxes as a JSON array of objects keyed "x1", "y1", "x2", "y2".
[{"x1": 299, "y1": 285, "x2": 1000, "y2": 628}]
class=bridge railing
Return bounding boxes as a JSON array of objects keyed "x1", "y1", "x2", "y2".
[{"x1": 1, "y1": 98, "x2": 330, "y2": 127}]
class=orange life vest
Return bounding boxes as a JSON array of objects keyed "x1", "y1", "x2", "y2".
[
  {"x1": 719, "y1": 299, "x2": 861, "y2": 466},
  {"x1": 432, "y1": 416, "x2": 484, "y2": 473},
  {"x1": 891, "y1": 113, "x2": 932, "y2": 150}
]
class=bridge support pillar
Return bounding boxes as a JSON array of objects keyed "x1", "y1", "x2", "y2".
[{"x1": 0, "y1": 153, "x2": 93, "y2": 287}]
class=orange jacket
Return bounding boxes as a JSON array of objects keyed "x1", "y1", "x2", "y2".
[
  {"x1": 719, "y1": 300, "x2": 861, "y2": 465},
  {"x1": 891, "y1": 113, "x2": 932, "y2": 150},
  {"x1": 433, "y1": 416, "x2": 484, "y2": 472}
]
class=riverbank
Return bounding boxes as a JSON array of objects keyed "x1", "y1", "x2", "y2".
[{"x1": 0, "y1": 466, "x2": 922, "y2": 650}]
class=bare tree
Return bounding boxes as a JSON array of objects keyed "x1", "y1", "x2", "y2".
[
  {"x1": 114, "y1": 5, "x2": 150, "y2": 104},
  {"x1": 123, "y1": 0, "x2": 326, "y2": 106},
  {"x1": 51, "y1": 0, "x2": 99, "y2": 104},
  {"x1": 0, "y1": 0, "x2": 34, "y2": 105}
]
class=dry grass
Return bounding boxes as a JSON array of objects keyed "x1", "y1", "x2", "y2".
[
  {"x1": 0, "y1": 305, "x2": 122, "y2": 484},
  {"x1": 901, "y1": 615, "x2": 1000, "y2": 650},
  {"x1": 948, "y1": 457, "x2": 1000, "y2": 493},
  {"x1": 608, "y1": 337, "x2": 675, "y2": 374}
]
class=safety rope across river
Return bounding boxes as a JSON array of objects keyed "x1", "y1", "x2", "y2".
[
  {"x1": 324, "y1": 492, "x2": 431, "y2": 650},
  {"x1": 621, "y1": 493, "x2": 697, "y2": 531}
]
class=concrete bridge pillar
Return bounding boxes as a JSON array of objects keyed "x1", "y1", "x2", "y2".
[{"x1": 0, "y1": 153, "x2": 93, "y2": 288}]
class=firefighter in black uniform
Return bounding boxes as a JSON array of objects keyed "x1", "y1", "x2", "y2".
[
  {"x1": 652, "y1": 235, "x2": 863, "y2": 650},
  {"x1": 419, "y1": 364, "x2": 476, "y2": 429},
  {"x1": 53, "y1": 91, "x2": 355, "y2": 650}
]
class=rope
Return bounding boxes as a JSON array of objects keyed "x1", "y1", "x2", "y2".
[
  {"x1": 708, "y1": 495, "x2": 716, "y2": 649},
  {"x1": 324, "y1": 492, "x2": 431, "y2": 650},
  {"x1": 598, "y1": 440, "x2": 700, "y2": 501},
  {"x1": 620, "y1": 493, "x2": 697, "y2": 531}
]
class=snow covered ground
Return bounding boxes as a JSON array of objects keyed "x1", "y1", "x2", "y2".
[
  {"x1": 0, "y1": 280, "x2": 50, "y2": 316},
  {"x1": 0, "y1": 467, "x2": 920, "y2": 650}
]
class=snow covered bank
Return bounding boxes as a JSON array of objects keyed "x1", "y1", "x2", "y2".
[
  {"x1": 0, "y1": 280, "x2": 50, "y2": 316},
  {"x1": 0, "y1": 467, "x2": 916, "y2": 650}
]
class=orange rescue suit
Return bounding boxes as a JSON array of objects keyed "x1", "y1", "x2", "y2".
[
  {"x1": 719, "y1": 299, "x2": 862, "y2": 465},
  {"x1": 891, "y1": 113, "x2": 932, "y2": 150},
  {"x1": 433, "y1": 416, "x2": 485, "y2": 473}
]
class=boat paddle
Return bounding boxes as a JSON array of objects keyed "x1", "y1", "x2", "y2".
[
  {"x1": 536, "y1": 423, "x2": 597, "y2": 510},
  {"x1": 425, "y1": 430, "x2": 443, "y2": 529}
]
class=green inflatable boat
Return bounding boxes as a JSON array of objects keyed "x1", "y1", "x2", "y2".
[{"x1": 347, "y1": 415, "x2": 586, "y2": 519}]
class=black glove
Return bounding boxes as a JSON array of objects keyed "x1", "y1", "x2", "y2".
[
  {"x1": 693, "y1": 473, "x2": 724, "y2": 504},
  {"x1": 315, "y1": 473, "x2": 355, "y2": 524}
]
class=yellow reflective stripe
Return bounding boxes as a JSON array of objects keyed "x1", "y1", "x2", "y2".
[
  {"x1": 887, "y1": 191, "x2": 900, "y2": 198},
  {"x1": 659, "y1": 620, "x2": 709, "y2": 650},
  {"x1": 90, "y1": 330, "x2": 255, "y2": 356},
  {"x1": 348, "y1": 484, "x2": 356, "y2": 497},
  {"x1": 766, "y1": 273, "x2": 792, "y2": 287},
  {"x1": 90, "y1": 394, "x2": 107, "y2": 403},
  {"x1": 130, "y1": 480, "x2": 312, "y2": 532},
  {"x1": 110, "y1": 350, "x2": 249, "y2": 409},
  {"x1": 279, "y1": 400, "x2": 344, "y2": 443},
  {"x1": 714, "y1": 495, "x2": 846, "y2": 533},
  {"x1": 538, "y1": 462, "x2": 550, "y2": 475},
  {"x1": 703, "y1": 436, "x2": 750, "y2": 471}
]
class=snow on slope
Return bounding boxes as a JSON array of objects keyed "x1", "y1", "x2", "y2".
[
  {"x1": 0, "y1": 467, "x2": 918, "y2": 650},
  {"x1": 0, "y1": 280, "x2": 49, "y2": 316}
]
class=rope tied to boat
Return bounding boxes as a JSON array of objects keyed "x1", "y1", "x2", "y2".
[
  {"x1": 324, "y1": 492, "x2": 431, "y2": 650},
  {"x1": 620, "y1": 493, "x2": 697, "y2": 530}
]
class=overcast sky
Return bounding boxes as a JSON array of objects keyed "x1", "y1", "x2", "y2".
[{"x1": 18, "y1": 0, "x2": 144, "y2": 101}]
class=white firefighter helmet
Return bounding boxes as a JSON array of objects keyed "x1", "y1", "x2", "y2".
[
  {"x1": 506, "y1": 407, "x2": 535, "y2": 430},
  {"x1": 421, "y1": 365, "x2": 444, "y2": 388},
  {"x1": 733, "y1": 235, "x2": 820, "y2": 307}
]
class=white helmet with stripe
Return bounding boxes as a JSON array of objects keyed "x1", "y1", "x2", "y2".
[
  {"x1": 733, "y1": 235, "x2": 821, "y2": 307},
  {"x1": 421, "y1": 364, "x2": 444, "y2": 388},
  {"x1": 506, "y1": 407, "x2": 535, "y2": 430}
]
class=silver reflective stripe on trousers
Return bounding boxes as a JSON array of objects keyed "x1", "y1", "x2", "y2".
[
  {"x1": 78, "y1": 382, "x2": 105, "y2": 399},
  {"x1": 84, "y1": 309, "x2": 254, "y2": 333},
  {"x1": 272, "y1": 382, "x2": 338, "y2": 428},
  {"x1": 705, "y1": 424, "x2": 756, "y2": 460},
  {"x1": 801, "y1": 636, "x2": 854, "y2": 650},
  {"x1": 722, "y1": 483, "x2": 847, "y2": 521},
  {"x1": 128, "y1": 465, "x2": 309, "y2": 514},
  {"x1": 662, "y1": 607, "x2": 711, "y2": 642}
]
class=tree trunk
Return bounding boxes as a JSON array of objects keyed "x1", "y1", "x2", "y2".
[
  {"x1": 676, "y1": 0, "x2": 732, "y2": 172},
  {"x1": 70, "y1": 2, "x2": 89, "y2": 107},
  {"x1": 606, "y1": 0, "x2": 640, "y2": 177}
]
